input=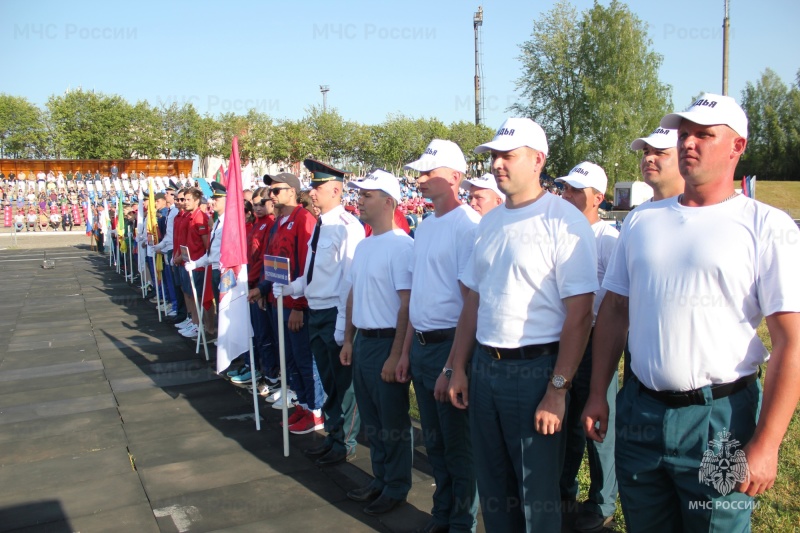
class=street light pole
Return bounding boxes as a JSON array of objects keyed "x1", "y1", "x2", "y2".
[{"x1": 320, "y1": 85, "x2": 330, "y2": 112}]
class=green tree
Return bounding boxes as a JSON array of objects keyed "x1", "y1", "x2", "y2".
[
  {"x1": 128, "y1": 100, "x2": 161, "y2": 159},
  {"x1": 579, "y1": 0, "x2": 672, "y2": 185},
  {"x1": 0, "y1": 94, "x2": 46, "y2": 158},
  {"x1": 269, "y1": 119, "x2": 318, "y2": 170},
  {"x1": 510, "y1": 0, "x2": 671, "y2": 190},
  {"x1": 447, "y1": 121, "x2": 495, "y2": 175},
  {"x1": 46, "y1": 89, "x2": 134, "y2": 159},
  {"x1": 740, "y1": 68, "x2": 800, "y2": 181}
]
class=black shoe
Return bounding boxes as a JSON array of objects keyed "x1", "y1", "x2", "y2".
[
  {"x1": 363, "y1": 493, "x2": 405, "y2": 516},
  {"x1": 303, "y1": 441, "x2": 333, "y2": 458},
  {"x1": 315, "y1": 447, "x2": 355, "y2": 467},
  {"x1": 347, "y1": 485, "x2": 382, "y2": 503},
  {"x1": 415, "y1": 520, "x2": 449, "y2": 533},
  {"x1": 573, "y1": 509, "x2": 613, "y2": 532}
]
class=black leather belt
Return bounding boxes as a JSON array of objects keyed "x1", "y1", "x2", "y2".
[
  {"x1": 639, "y1": 372, "x2": 757, "y2": 408},
  {"x1": 479, "y1": 341, "x2": 559, "y2": 360},
  {"x1": 359, "y1": 328, "x2": 396, "y2": 339},
  {"x1": 415, "y1": 328, "x2": 456, "y2": 346}
]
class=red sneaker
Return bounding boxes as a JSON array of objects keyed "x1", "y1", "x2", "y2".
[
  {"x1": 281, "y1": 406, "x2": 306, "y2": 427},
  {"x1": 289, "y1": 411, "x2": 325, "y2": 435}
]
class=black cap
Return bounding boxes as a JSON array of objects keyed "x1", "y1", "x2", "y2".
[
  {"x1": 263, "y1": 173, "x2": 273, "y2": 185},
  {"x1": 303, "y1": 159, "x2": 347, "y2": 185},
  {"x1": 210, "y1": 181, "x2": 227, "y2": 198}
]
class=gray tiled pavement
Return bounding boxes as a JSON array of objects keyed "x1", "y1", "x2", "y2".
[{"x1": 0, "y1": 245, "x2": 451, "y2": 532}]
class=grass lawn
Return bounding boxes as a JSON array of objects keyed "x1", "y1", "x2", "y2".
[{"x1": 751, "y1": 181, "x2": 800, "y2": 219}]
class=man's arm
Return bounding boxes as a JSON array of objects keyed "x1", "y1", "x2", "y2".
[
  {"x1": 340, "y1": 289, "x2": 355, "y2": 366},
  {"x1": 447, "y1": 288, "x2": 479, "y2": 408},
  {"x1": 738, "y1": 311, "x2": 800, "y2": 497},
  {"x1": 396, "y1": 322, "x2": 414, "y2": 383},
  {"x1": 383, "y1": 289, "x2": 410, "y2": 383},
  {"x1": 434, "y1": 282, "x2": 470, "y2": 402},
  {"x1": 535, "y1": 292, "x2": 594, "y2": 435},
  {"x1": 582, "y1": 291, "x2": 629, "y2": 442}
]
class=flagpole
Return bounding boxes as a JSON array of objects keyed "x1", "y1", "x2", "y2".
[
  {"x1": 123, "y1": 234, "x2": 128, "y2": 281},
  {"x1": 160, "y1": 275, "x2": 166, "y2": 315},
  {"x1": 188, "y1": 268, "x2": 208, "y2": 360},
  {"x1": 248, "y1": 337, "x2": 261, "y2": 431},
  {"x1": 154, "y1": 259, "x2": 162, "y2": 322},
  {"x1": 277, "y1": 295, "x2": 289, "y2": 456},
  {"x1": 195, "y1": 264, "x2": 210, "y2": 360},
  {"x1": 128, "y1": 233, "x2": 134, "y2": 282}
]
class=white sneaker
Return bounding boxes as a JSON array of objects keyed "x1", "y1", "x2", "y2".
[
  {"x1": 271, "y1": 390, "x2": 298, "y2": 409},
  {"x1": 174, "y1": 317, "x2": 192, "y2": 329},
  {"x1": 166, "y1": 310, "x2": 177, "y2": 317},
  {"x1": 178, "y1": 322, "x2": 197, "y2": 334},
  {"x1": 179, "y1": 324, "x2": 198, "y2": 338}
]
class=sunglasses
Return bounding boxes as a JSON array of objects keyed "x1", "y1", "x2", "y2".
[
  {"x1": 269, "y1": 187, "x2": 291, "y2": 196},
  {"x1": 176, "y1": 198, "x2": 185, "y2": 202}
]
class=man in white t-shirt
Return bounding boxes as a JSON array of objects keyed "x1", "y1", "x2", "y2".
[
  {"x1": 402, "y1": 140, "x2": 480, "y2": 533},
  {"x1": 341, "y1": 169, "x2": 414, "y2": 517},
  {"x1": 555, "y1": 162, "x2": 619, "y2": 532},
  {"x1": 630, "y1": 126, "x2": 684, "y2": 202},
  {"x1": 447, "y1": 118, "x2": 598, "y2": 532},
  {"x1": 460, "y1": 173, "x2": 505, "y2": 216},
  {"x1": 619, "y1": 126, "x2": 686, "y2": 386},
  {"x1": 583, "y1": 93, "x2": 800, "y2": 531}
]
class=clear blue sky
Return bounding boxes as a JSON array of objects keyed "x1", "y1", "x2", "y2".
[{"x1": 2, "y1": 0, "x2": 798, "y2": 130}]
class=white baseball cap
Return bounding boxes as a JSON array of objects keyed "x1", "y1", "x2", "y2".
[
  {"x1": 660, "y1": 92, "x2": 748, "y2": 139},
  {"x1": 474, "y1": 117, "x2": 549, "y2": 156},
  {"x1": 555, "y1": 161, "x2": 608, "y2": 192},
  {"x1": 630, "y1": 127, "x2": 678, "y2": 151},
  {"x1": 461, "y1": 173, "x2": 506, "y2": 200},
  {"x1": 404, "y1": 139, "x2": 467, "y2": 173},
  {"x1": 348, "y1": 169, "x2": 402, "y2": 203}
]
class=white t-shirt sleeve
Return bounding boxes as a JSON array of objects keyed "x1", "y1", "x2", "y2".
[
  {"x1": 757, "y1": 209, "x2": 800, "y2": 316},
  {"x1": 391, "y1": 239, "x2": 413, "y2": 291},
  {"x1": 456, "y1": 218, "x2": 479, "y2": 280},
  {"x1": 555, "y1": 218, "x2": 600, "y2": 299},
  {"x1": 602, "y1": 216, "x2": 632, "y2": 297}
]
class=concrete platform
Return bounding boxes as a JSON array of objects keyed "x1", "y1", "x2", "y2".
[{"x1": 0, "y1": 245, "x2": 481, "y2": 533}]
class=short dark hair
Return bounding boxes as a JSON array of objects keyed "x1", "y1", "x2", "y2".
[{"x1": 184, "y1": 187, "x2": 202, "y2": 201}]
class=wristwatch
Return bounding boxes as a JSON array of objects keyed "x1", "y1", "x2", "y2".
[
  {"x1": 442, "y1": 367, "x2": 454, "y2": 379},
  {"x1": 550, "y1": 374, "x2": 571, "y2": 390}
]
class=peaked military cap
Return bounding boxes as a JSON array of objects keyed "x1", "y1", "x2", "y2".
[
  {"x1": 303, "y1": 159, "x2": 347, "y2": 185},
  {"x1": 210, "y1": 181, "x2": 227, "y2": 198}
]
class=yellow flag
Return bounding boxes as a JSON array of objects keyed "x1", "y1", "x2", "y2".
[{"x1": 147, "y1": 178, "x2": 163, "y2": 277}]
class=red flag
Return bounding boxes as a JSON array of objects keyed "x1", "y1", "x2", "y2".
[{"x1": 217, "y1": 137, "x2": 253, "y2": 373}]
